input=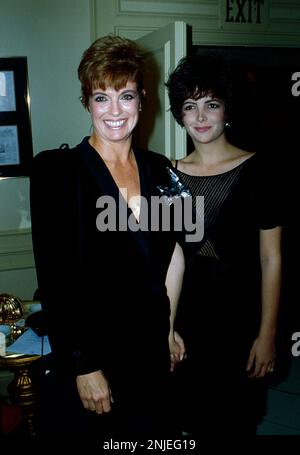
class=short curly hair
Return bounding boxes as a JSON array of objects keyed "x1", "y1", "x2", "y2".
[
  {"x1": 78, "y1": 35, "x2": 145, "y2": 108},
  {"x1": 165, "y1": 52, "x2": 234, "y2": 126}
]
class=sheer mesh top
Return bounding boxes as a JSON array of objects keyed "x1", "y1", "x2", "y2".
[{"x1": 175, "y1": 160, "x2": 249, "y2": 259}]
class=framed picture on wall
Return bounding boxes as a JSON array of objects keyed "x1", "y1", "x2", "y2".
[{"x1": 0, "y1": 57, "x2": 33, "y2": 177}]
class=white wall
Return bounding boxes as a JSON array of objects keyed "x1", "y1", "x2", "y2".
[
  {"x1": 0, "y1": 0, "x2": 92, "y2": 230},
  {"x1": 0, "y1": 0, "x2": 92, "y2": 298}
]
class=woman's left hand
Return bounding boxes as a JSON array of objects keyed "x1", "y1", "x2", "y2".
[{"x1": 246, "y1": 336, "x2": 276, "y2": 378}]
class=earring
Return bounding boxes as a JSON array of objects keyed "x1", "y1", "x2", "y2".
[
  {"x1": 139, "y1": 104, "x2": 142, "y2": 112},
  {"x1": 225, "y1": 121, "x2": 232, "y2": 128}
]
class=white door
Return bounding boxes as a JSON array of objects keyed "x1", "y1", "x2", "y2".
[{"x1": 135, "y1": 22, "x2": 187, "y2": 160}]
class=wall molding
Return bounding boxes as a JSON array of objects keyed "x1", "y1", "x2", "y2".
[
  {"x1": 192, "y1": 28, "x2": 300, "y2": 47},
  {"x1": 89, "y1": 0, "x2": 97, "y2": 43},
  {"x1": 118, "y1": 0, "x2": 219, "y2": 18},
  {"x1": 0, "y1": 229, "x2": 34, "y2": 272},
  {"x1": 92, "y1": 0, "x2": 300, "y2": 46}
]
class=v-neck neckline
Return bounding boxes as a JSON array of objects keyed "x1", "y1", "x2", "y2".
[{"x1": 80, "y1": 136, "x2": 147, "y2": 224}]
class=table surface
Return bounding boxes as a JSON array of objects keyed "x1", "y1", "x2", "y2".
[{"x1": 0, "y1": 353, "x2": 40, "y2": 367}]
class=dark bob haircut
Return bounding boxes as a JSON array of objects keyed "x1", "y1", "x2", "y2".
[{"x1": 165, "y1": 52, "x2": 234, "y2": 126}]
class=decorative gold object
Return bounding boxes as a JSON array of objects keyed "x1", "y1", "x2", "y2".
[
  {"x1": 0, "y1": 353, "x2": 40, "y2": 436},
  {"x1": 0, "y1": 293, "x2": 24, "y2": 341}
]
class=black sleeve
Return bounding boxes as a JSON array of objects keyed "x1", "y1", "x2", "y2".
[
  {"x1": 256, "y1": 154, "x2": 284, "y2": 230},
  {"x1": 30, "y1": 149, "x2": 102, "y2": 376}
]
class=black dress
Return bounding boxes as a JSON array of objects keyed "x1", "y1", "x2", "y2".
[
  {"x1": 30, "y1": 137, "x2": 178, "y2": 438},
  {"x1": 173, "y1": 153, "x2": 283, "y2": 435}
]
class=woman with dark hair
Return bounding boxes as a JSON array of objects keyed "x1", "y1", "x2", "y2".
[
  {"x1": 30, "y1": 35, "x2": 184, "y2": 438},
  {"x1": 166, "y1": 52, "x2": 283, "y2": 435}
]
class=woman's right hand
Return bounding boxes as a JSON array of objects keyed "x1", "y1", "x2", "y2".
[
  {"x1": 169, "y1": 330, "x2": 185, "y2": 372},
  {"x1": 76, "y1": 370, "x2": 113, "y2": 414}
]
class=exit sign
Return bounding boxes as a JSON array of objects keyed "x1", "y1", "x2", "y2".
[{"x1": 223, "y1": 0, "x2": 266, "y2": 25}]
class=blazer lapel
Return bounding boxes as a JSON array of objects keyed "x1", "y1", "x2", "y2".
[{"x1": 78, "y1": 139, "x2": 152, "y2": 264}]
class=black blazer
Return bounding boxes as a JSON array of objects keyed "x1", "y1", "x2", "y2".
[{"x1": 30, "y1": 137, "x2": 176, "y2": 383}]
